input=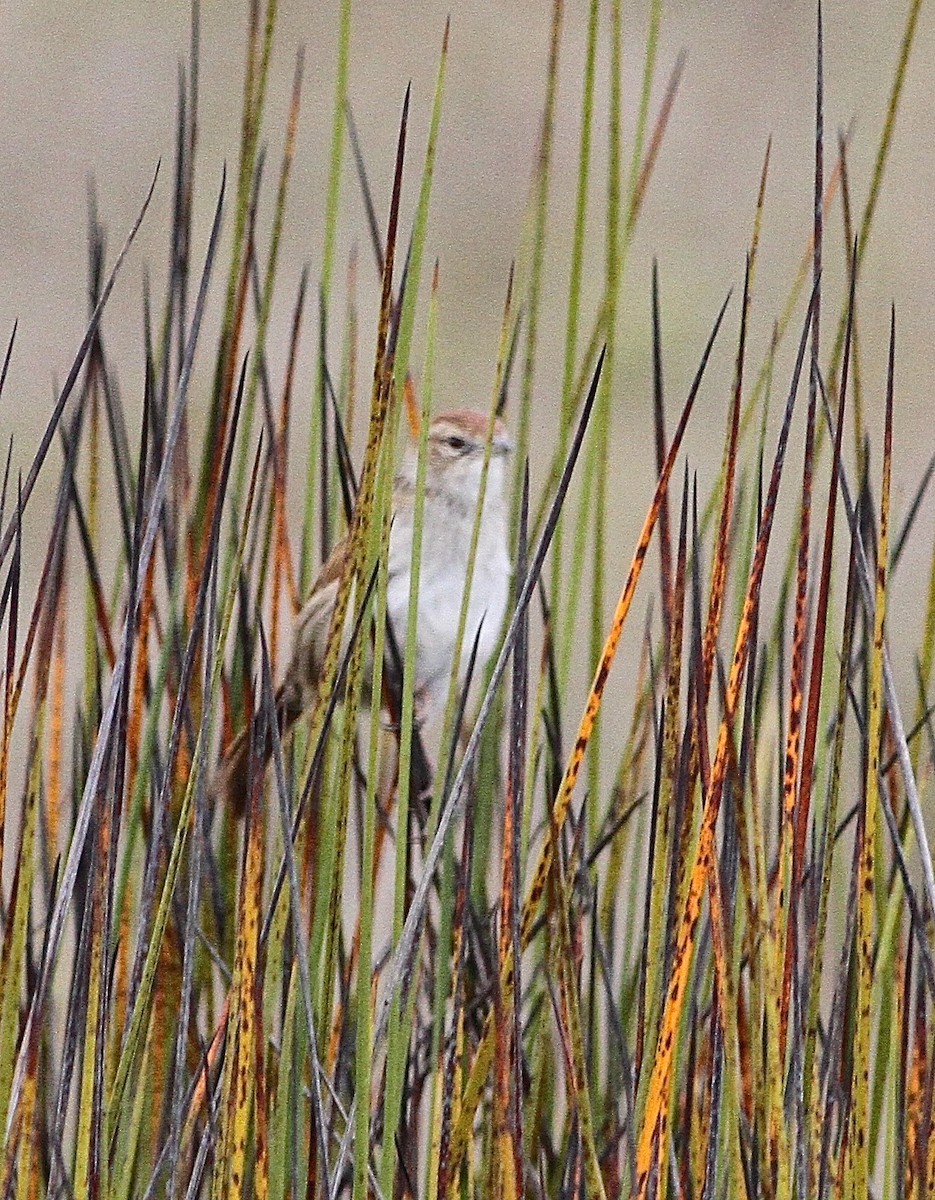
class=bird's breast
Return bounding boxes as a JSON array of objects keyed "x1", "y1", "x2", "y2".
[{"x1": 386, "y1": 496, "x2": 510, "y2": 699}]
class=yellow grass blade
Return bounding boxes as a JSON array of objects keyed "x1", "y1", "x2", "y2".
[{"x1": 843, "y1": 307, "x2": 894, "y2": 1200}]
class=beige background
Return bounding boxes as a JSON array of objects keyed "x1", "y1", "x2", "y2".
[{"x1": 0, "y1": 2, "x2": 933, "y2": 758}]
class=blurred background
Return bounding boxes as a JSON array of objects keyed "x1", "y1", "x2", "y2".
[{"x1": 0, "y1": 0, "x2": 933, "y2": 745}]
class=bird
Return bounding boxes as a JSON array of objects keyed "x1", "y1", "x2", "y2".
[{"x1": 217, "y1": 406, "x2": 513, "y2": 812}]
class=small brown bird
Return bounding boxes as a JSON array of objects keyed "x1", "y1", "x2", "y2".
[{"x1": 219, "y1": 407, "x2": 513, "y2": 811}]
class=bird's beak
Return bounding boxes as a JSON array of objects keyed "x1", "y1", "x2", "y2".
[{"x1": 493, "y1": 430, "x2": 514, "y2": 456}]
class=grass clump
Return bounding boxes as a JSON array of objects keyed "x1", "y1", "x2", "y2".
[{"x1": 0, "y1": 2, "x2": 933, "y2": 1198}]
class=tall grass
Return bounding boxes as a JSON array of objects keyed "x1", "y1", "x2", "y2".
[{"x1": 0, "y1": 2, "x2": 933, "y2": 1198}]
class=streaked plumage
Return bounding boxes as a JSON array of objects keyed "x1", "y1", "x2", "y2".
[{"x1": 219, "y1": 408, "x2": 512, "y2": 811}]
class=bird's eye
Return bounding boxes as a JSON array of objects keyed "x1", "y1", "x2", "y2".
[{"x1": 446, "y1": 435, "x2": 467, "y2": 452}]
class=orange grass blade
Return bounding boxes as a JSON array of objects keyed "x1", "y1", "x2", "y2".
[
  {"x1": 447, "y1": 295, "x2": 730, "y2": 1176},
  {"x1": 222, "y1": 713, "x2": 267, "y2": 1198},
  {"x1": 633, "y1": 284, "x2": 816, "y2": 1197},
  {"x1": 687, "y1": 492, "x2": 745, "y2": 1196},
  {"x1": 519, "y1": 293, "x2": 729, "y2": 952},
  {"x1": 638, "y1": 465, "x2": 689, "y2": 1080}
]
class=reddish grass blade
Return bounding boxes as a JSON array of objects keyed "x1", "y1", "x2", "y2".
[
  {"x1": 626, "y1": 51, "x2": 685, "y2": 236},
  {"x1": 785, "y1": 254, "x2": 856, "y2": 1086},
  {"x1": 702, "y1": 255, "x2": 750, "y2": 690}
]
